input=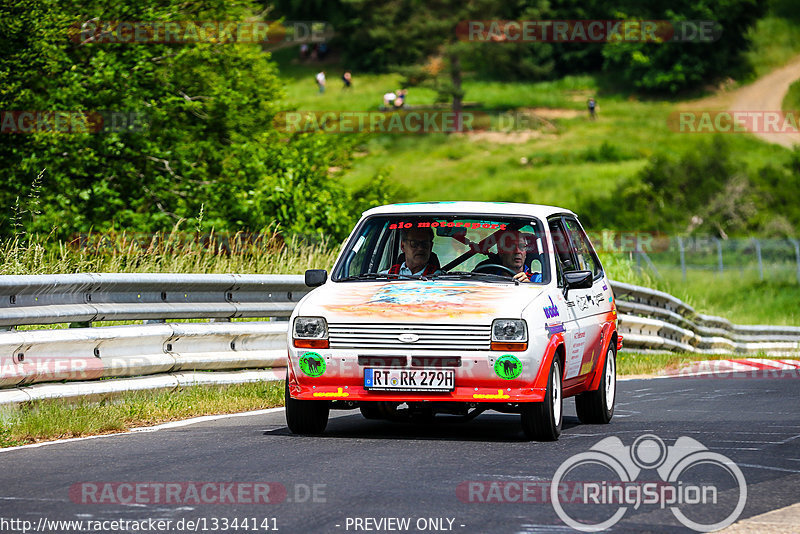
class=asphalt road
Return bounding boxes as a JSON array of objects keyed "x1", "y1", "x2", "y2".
[{"x1": 1, "y1": 377, "x2": 798, "y2": 534}]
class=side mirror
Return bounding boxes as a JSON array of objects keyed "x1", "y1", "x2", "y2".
[
  {"x1": 565, "y1": 270, "x2": 593, "y2": 290},
  {"x1": 305, "y1": 269, "x2": 328, "y2": 287}
]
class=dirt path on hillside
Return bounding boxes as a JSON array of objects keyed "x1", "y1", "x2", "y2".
[
  {"x1": 690, "y1": 55, "x2": 800, "y2": 148},
  {"x1": 731, "y1": 54, "x2": 800, "y2": 148}
]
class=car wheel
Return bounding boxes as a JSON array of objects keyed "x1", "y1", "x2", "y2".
[
  {"x1": 285, "y1": 379, "x2": 329, "y2": 434},
  {"x1": 521, "y1": 357, "x2": 562, "y2": 441},
  {"x1": 575, "y1": 345, "x2": 616, "y2": 424}
]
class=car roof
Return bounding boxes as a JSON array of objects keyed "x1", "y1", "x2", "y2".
[{"x1": 362, "y1": 201, "x2": 576, "y2": 220}]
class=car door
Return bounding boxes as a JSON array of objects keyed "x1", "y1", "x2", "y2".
[
  {"x1": 546, "y1": 217, "x2": 584, "y2": 380},
  {"x1": 561, "y1": 215, "x2": 609, "y2": 379}
]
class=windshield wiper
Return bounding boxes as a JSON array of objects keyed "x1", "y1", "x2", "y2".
[
  {"x1": 430, "y1": 271, "x2": 515, "y2": 283},
  {"x1": 339, "y1": 273, "x2": 421, "y2": 281}
]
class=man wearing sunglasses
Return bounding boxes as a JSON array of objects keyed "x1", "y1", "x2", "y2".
[
  {"x1": 479, "y1": 229, "x2": 543, "y2": 283},
  {"x1": 387, "y1": 227, "x2": 442, "y2": 277}
]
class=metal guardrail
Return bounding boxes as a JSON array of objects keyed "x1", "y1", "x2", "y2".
[
  {"x1": 612, "y1": 281, "x2": 800, "y2": 354},
  {"x1": 0, "y1": 275, "x2": 797, "y2": 405},
  {"x1": 0, "y1": 273, "x2": 309, "y2": 326}
]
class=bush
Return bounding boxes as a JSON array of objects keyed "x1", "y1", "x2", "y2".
[{"x1": 582, "y1": 137, "x2": 800, "y2": 237}]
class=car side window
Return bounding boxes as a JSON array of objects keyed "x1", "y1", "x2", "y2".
[
  {"x1": 547, "y1": 218, "x2": 575, "y2": 282},
  {"x1": 563, "y1": 217, "x2": 602, "y2": 279}
]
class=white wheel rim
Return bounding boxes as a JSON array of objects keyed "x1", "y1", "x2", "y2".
[
  {"x1": 605, "y1": 348, "x2": 616, "y2": 412},
  {"x1": 553, "y1": 361, "x2": 562, "y2": 424}
]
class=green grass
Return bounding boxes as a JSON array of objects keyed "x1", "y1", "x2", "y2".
[
  {"x1": 647, "y1": 267, "x2": 800, "y2": 326},
  {"x1": 0, "y1": 225, "x2": 339, "y2": 276},
  {"x1": 0, "y1": 381, "x2": 283, "y2": 448},
  {"x1": 274, "y1": 47, "x2": 788, "y2": 211},
  {"x1": 783, "y1": 79, "x2": 800, "y2": 111},
  {"x1": 269, "y1": 33, "x2": 800, "y2": 326}
]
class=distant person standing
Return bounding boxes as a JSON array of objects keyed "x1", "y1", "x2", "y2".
[
  {"x1": 316, "y1": 71, "x2": 326, "y2": 94},
  {"x1": 342, "y1": 71, "x2": 352, "y2": 90},
  {"x1": 587, "y1": 97, "x2": 597, "y2": 120}
]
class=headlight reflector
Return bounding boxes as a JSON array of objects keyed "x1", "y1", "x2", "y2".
[
  {"x1": 293, "y1": 317, "x2": 329, "y2": 348},
  {"x1": 491, "y1": 319, "x2": 528, "y2": 351},
  {"x1": 492, "y1": 319, "x2": 527, "y2": 342}
]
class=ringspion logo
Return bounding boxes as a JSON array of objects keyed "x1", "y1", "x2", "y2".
[{"x1": 551, "y1": 434, "x2": 747, "y2": 532}]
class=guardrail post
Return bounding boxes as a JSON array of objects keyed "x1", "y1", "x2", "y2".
[
  {"x1": 792, "y1": 239, "x2": 800, "y2": 285},
  {"x1": 716, "y1": 237, "x2": 723, "y2": 274},
  {"x1": 678, "y1": 236, "x2": 687, "y2": 281},
  {"x1": 753, "y1": 238, "x2": 764, "y2": 281}
]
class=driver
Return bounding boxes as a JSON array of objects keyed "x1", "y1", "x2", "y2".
[
  {"x1": 386, "y1": 227, "x2": 442, "y2": 276},
  {"x1": 483, "y1": 229, "x2": 542, "y2": 283}
]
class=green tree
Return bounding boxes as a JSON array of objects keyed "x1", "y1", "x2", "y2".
[
  {"x1": 583, "y1": 138, "x2": 800, "y2": 237},
  {"x1": 601, "y1": 0, "x2": 765, "y2": 94},
  {"x1": 0, "y1": 0, "x2": 367, "y2": 241}
]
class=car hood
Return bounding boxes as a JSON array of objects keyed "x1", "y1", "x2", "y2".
[{"x1": 298, "y1": 280, "x2": 544, "y2": 323}]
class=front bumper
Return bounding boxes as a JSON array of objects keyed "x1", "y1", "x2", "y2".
[{"x1": 286, "y1": 348, "x2": 549, "y2": 403}]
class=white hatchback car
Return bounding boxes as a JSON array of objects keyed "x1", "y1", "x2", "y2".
[{"x1": 286, "y1": 202, "x2": 620, "y2": 440}]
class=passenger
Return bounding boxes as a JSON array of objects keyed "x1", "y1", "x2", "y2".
[
  {"x1": 386, "y1": 227, "x2": 441, "y2": 276},
  {"x1": 393, "y1": 88, "x2": 407, "y2": 108},
  {"x1": 485, "y1": 229, "x2": 542, "y2": 283}
]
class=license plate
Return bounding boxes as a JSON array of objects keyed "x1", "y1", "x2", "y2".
[{"x1": 364, "y1": 368, "x2": 455, "y2": 392}]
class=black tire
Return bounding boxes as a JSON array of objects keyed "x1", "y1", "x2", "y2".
[
  {"x1": 575, "y1": 345, "x2": 616, "y2": 424},
  {"x1": 521, "y1": 356, "x2": 563, "y2": 441},
  {"x1": 285, "y1": 380, "x2": 329, "y2": 434}
]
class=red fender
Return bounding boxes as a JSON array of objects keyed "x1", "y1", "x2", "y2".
[
  {"x1": 587, "y1": 322, "x2": 617, "y2": 392},
  {"x1": 287, "y1": 350, "x2": 302, "y2": 395},
  {"x1": 532, "y1": 332, "x2": 564, "y2": 390}
]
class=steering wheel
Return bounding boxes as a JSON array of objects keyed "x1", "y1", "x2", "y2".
[{"x1": 473, "y1": 263, "x2": 517, "y2": 276}]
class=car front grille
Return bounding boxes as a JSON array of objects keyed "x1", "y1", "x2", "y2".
[{"x1": 328, "y1": 323, "x2": 491, "y2": 351}]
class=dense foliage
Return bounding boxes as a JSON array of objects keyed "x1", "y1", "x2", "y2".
[
  {"x1": 601, "y1": 0, "x2": 766, "y2": 93},
  {"x1": 274, "y1": 0, "x2": 766, "y2": 94},
  {"x1": 582, "y1": 137, "x2": 800, "y2": 238},
  {"x1": 0, "y1": 0, "x2": 388, "y2": 241}
]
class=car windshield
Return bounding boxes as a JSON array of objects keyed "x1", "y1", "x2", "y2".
[{"x1": 332, "y1": 214, "x2": 550, "y2": 284}]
